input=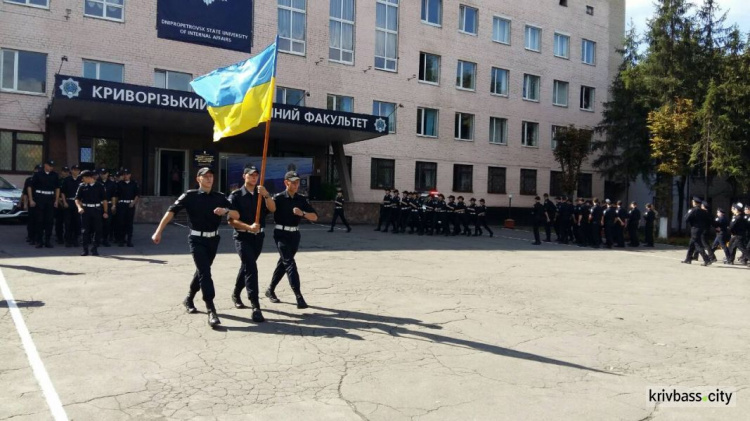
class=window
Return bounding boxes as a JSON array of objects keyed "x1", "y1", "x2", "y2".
[
  {"x1": 454, "y1": 112, "x2": 474, "y2": 141},
  {"x1": 580, "y1": 86, "x2": 595, "y2": 111},
  {"x1": 419, "y1": 52, "x2": 440, "y2": 84},
  {"x1": 492, "y1": 17, "x2": 511, "y2": 44},
  {"x1": 421, "y1": 0, "x2": 441, "y2": 26},
  {"x1": 84, "y1": 0, "x2": 124, "y2": 21},
  {"x1": 559, "y1": 0, "x2": 567, "y2": 6},
  {"x1": 522, "y1": 74, "x2": 540, "y2": 101},
  {"x1": 586, "y1": 5, "x2": 594, "y2": 15},
  {"x1": 79, "y1": 137, "x2": 120, "y2": 170},
  {"x1": 373, "y1": 100, "x2": 397, "y2": 133},
  {"x1": 154, "y1": 69, "x2": 192, "y2": 92},
  {"x1": 417, "y1": 107, "x2": 439, "y2": 137},
  {"x1": 455, "y1": 60, "x2": 476, "y2": 90},
  {"x1": 458, "y1": 5, "x2": 477, "y2": 35},
  {"x1": 327, "y1": 94, "x2": 354, "y2": 112},
  {"x1": 5, "y1": 0, "x2": 48, "y2": 8},
  {"x1": 520, "y1": 169, "x2": 537, "y2": 195},
  {"x1": 577, "y1": 173, "x2": 593, "y2": 198},
  {"x1": 83, "y1": 60, "x2": 123, "y2": 82},
  {"x1": 551, "y1": 125, "x2": 565, "y2": 149},
  {"x1": 371, "y1": 158, "x2": 395, "y2": 189},
  {"x1": 582, "y1": 39, "x2": 596, "y2": 65},
  {"x1": 278, "y1": 0, "x2": 307, "y2": 55},
  {"x1": 554, "y1": 33, "x2": 569, "y2": 58},
  {"x1": 0, "y1": 131, "x2": 43, "y2": 173},
  {"x1": 522, "y1": 121, "x2": 539, "y2": 147},
  {"x1": 488, "y1": 166, "x2": 506, "y2": 194},
  {"x1": 276, "y1": 86, "x2": 306, "y2": 106},
  {"x1": 490, "y1": 67, "x2": 509, "y2": 96},
  {"x1": 415, "y1": 161, "x2": 437, "y2": 191},
  {"x1": 489, "y1": 117, "x2": 507, "y2": 145},
  {"x1": 525, "y1": 25, "x2": 541, "y2": 51},
  {"x1": 553, "y1": 80, "x2": 569, "y2": 107},
  {"x1": 375, "y1": 0, "x2": 399, "y2": 71},
  {"x1": 329, "y1": 0, "x2": 355, "y2": 64},
  {"x1": 453, "y1": 164, "x2": 473, "y2": 192},
  {"x1": 549, "y1": 171, "x2": 564, "y2": 196},
  {"x1": 326, "y1": 154, "x2": 352, "y2": 185},
  {"x1": 0, "y1": 49, "x2": 47, "y2": 94}
]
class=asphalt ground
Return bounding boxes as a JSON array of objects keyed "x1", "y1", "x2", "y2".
[{"x1": 0, "y1": 221, "x2": 748, "y2": 420}]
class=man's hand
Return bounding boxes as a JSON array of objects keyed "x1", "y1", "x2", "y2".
[
  {"x1": 111, "y1": 207, "x2": 117, "y2": 215},
  {"x1": 293, "y1": 207, "x2": 304, "y2": 216},
  {"x1": 53, "y1": 201, "x2": 58, "y2": 208},
  {"x1": 152, "y1": 232, "x2": 162, "y2": 245},
  {"x1": 213, "y1": 207, "x2": 228, "y2": 216},
  {"x1": 103, "y1": 212, "x2": 108, "y2": 219},
  {"x1": 30, "y1": 200, "x2": 36, "y2": 208},
  {"x1": 249, "y1": 223, "x2": 260, "y2": 233},
  {"x1": 129, "y1": 203, "x2": 135, "y2": 208},
  {"x1": 257, "y1": 185, "x2": 269, "y2": 198},
  {"x1": 63, "y1": 202, "x2": 69, "y2": 209},
  {"x1": 78, "y1": 207, "x2": 84, "y2": 214}
]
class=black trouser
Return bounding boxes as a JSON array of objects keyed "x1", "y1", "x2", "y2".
[
  {"x1": 233, "y1": 233, "x2": 265, "y2": 305},
  {"x1": 385, "y1": 209, "x2": 399, "y2": 232},
  {"x1": 577, "y1": 223, "x2": 588, "y2": 245},
  {"x1": 80, "y1": 207, "x2": 103, "y2": 250},
  {"x1": 559, "y1": 220, "x2": 571, "y2": 243},
  {"x1": 645, "y1": 222, "x2": 654, "y2": 246},
  {"x1": 54, "y1": 205, "x2": 65, "y2": 242},
  {"x1": 628, "y1": 223, "x2": 640, "y2": 246},
  {"x1": 64, "y1": 200, "x2": 81, "y2": 245},
  {"x1": 376, "y1": 206, "x2": 389, "y2": 230},
  {"x1": 269, "y1": 230, "x2": 303, "y2": 296},
  {"x1": 545, "y1": 219, "x2": 554, "y2": 241},
  {"x1": 614, "y1": 224, "x2": 625, "y2": 246},
  {"x1": 477, "y1": 216, "x2": 493, "y2": 236},
  {"x1": 459, "y1": 213, "x2": 470, "y2": 234},
  {"x1": 604, "y1": 224, "x2": 615, "y2": 247},
  {"x1": 408, "y1": 211, "x2": 419, "y2": 233},
  {"x1": 399, "y1": 209, "x2": 410, "y2": 232},
  {"x1": 188, "y1": 235, "x2": 220, "y2": 307},
  {"x1": 331, "y1": 208, "x2": 350, "y2": 230},
  {"x1": 423, "y1": 211, "x2": 434, "y2": 233},
  {"x1": 101, "y1": 202, "x2": 112, "y2": 243},
  {"x1": 33, "y1": 199, "x2": 55, "y2": 245},
  {"x1": 26, "y1": 205, "x2": 36, "y2": 241},
  {"x1": 728, "y1": 235, "x2": 747, "y2": 262},
  {"x1": 590, "y1": 223, "x2": 602, "y2": 247},
  {"x1": 686, "y1": 229, "x2": 710, "y2": 262},
  {"x1": 533, "y1": 220, "x2": 543, "y2": 243},
  {"x1": 711, "y1": 234, "x2": 729, "y2": 260},
  {"x1": 116, "y1": 204, "x2": 135, "y2": 243}
]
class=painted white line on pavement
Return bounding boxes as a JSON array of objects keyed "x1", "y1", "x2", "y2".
[{"x1": 0, "y1": 268, "x2": 69, "y2": 421}]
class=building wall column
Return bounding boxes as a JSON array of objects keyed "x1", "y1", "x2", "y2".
[
  {"x1": 331, "y1": 141, "x2": 353, "y2": 201},
  {"x1": 64, "y1": 118, "x2": 78, "y2": 165}
]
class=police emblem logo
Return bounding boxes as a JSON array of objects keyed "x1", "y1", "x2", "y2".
[
  {"x1": 374, "y1": 118, "x2": 387, "y2": 133},
  {"x1": 59, "y1": 78, "x2": 82, "y2": 99}
]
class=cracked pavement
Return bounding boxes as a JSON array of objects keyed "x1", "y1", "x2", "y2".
[{"x1": 0, "y1": 222, "x2": 748, "y2": 420}]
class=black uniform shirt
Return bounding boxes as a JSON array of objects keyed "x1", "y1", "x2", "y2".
[
  {"x1": 61, "y1": 176, "x2": 82, "y2": 199},
  {"x1": 168, "y1": 189, "x2": 230, "y2": 232},
  {"x1": 685, "y1": 206, "x2": 710, "y2": 231},
  {"x1": 532, "y1": 202, "x2": 546, "y2": 221},
  {"x1": 544, "y1": 199, "x2": 556, "y2": 218},
  {"x1": 100, "y1": 179, "x2": 117, "y2": 201},
  {"x1": 333, "y1": 195, "x2": 345, "y2": 210},
  {"x1": 115, "y1": 180, "x2": 140, "y2": 201},
  {"x1": 272, "y1": 190, "x2": 316, "y2": 227},
  {"x1": 75, "y1": 182, "x2": 106, "y2": 205},
  {"x1": 644, "y1": 210, "x2": 655, "y2": 224},
  {"x1": 715, "y1": 215, "x2": 729, "y2": 237},
  {"x1": 467, "y1": 204, "x2": 477, "y2": 216},
  {"x1": 603, "y1": 207, "x2": 616, "y2": 225},
  {"x1": 22, "y1": 176, "x2": 33, "y2": 198},
  {"x1": 628, "y1": 208, "x2": 642, "y2": 225},
  {"x1": 591, "y1": 205, "x2": 604, "y2": 224},
  {"x1": 579, "y1": 204, "x2": 591, "y2": 224},
  {"x1": 228, "y1": 185, "x2": 270, "y2": 230},
  {"x1": 31, "y1": 171, "x2": 60, "y2": 201},
  {"x1": 455, "y1": 202, "x2": 466, "y2": 214},
  {"x1": 729, "y1": 215, "x2": 747, "y2": 236},
  {"x1": 381, "y1": 194, "x2": 391, "y2": 207},
  {"x1": 445, "y1": 201, "x2": 456, "y2": 213},
  {"x1": 400, "y1": 197, "x2": 411, "y2": 210},
  {"x1": 476, "y1": 205, "x2": 487, "y2": 217},
  {"x1": 616, "y1": 207, "x2": 628, "y2": 224}
]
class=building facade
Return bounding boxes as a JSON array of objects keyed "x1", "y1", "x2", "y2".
[{"x1": 1, "y1": 0, "x2": 625, "y2": 208}]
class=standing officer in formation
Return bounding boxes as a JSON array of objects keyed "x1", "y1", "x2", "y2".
[
  {"x1": 22, "y1": 165, "x2": 41, "y2": 244},
  {"x1": 374, "y1": 188, "x2": 391, "y2": 231},
  {"x1": 328, "y1": 188, "x2": 351, "y2": 232},
  {"x1": 265, "y1": 171, "x2": 318, "y2": 310},
  {"x1": 727, "y1": 203, "x2": 747, "y2": 265},
  {"x1": 151, "y1": 167, "x2": 238, "y2": 328},
  {"x1": 227, "y1": 165, "x2": 275, "y2": 323},
  {"x1": 28, "y1": 160, "x2": 60, "y2": 248},
  {"x1": 75, "y1": 170, "x2": 108, "y2": 256},
  {"x1": 589, "y1": 198, "x2": 604, "y2": 248},
  {"x1": 113, "y1": 169, "x2": 139, "y2": 247},
  {"x1": 627, "y1": 201, "x2": 641, "y2": 247},
  {"x1": 98, "y1": 168, "x2": 117, "y2": 247},
  {"x1": 532, "y1": 196, "x2": 545, "y2": 245},
  {"x1": 54, "y1": 166, "x2": 70, "y2": 244},
  {"x1": 542, "y1": 193, "x2": 556, "y2": 242},
  {"x1": 643, "y1": 203, "x2": 656, "y2": 247},
  {"x1": 61, "y1": 164, "x2": 82, "y2": 247},
  {"x1": 682, "y1": 196, "x2": 712, "y2": 266}
]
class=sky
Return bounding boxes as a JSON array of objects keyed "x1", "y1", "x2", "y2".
[{"x1": 626, "y1": 0, "x2": 750, "y2": 37}]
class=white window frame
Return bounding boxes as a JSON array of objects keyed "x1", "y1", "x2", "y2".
[
  {"x1": 524, "y1": 25, "x2": 541, "y2": 52},
  {"x1": 374, "y1": 0, "x2": 399, "y2": 72},
  {"x1": 553, "y1": 32, "x2": 570, "y2": 59},
  {"x1": 551, "y1": 125, "x2": 565, "y2": 150},
  {"x1": 417, "y1": 107, "x2": 439, "y2": 138},
  {"x1": 154, "y1": 69, "x2": 192, "y2": 92},
  {"x1": 582, "y1": 39, "x2": 596, "y2": 65},
  {"x1": 420, "y1": 0, "x2": 442, "y2": 27},
  {"x1": 419, "y1": 52, "x2": 440, "y2": 85},
  {"x1": 329, "y1": 0, "x2": 355, "y2": 65},
  {"x1": 373, "y1": 100, "x2": 397, "y2": 134},
  {"x1": 455, "y1": 60, "x2": 476, "y2": 91},
  {"x1": 489, "y1": 117, "x2": 507, "y2": 145},
  {"x1": 0, "y1": 48, "x2": 47, "y2": 95},
  {"x1": 276, "y1": 86, "x2": 306, "y2": 106},
  {"x1": 580, "y1": 86, "x2": 595, "y2": 111},
  {"x1": 522, "y1": 73, "x2": 540, "y2": 102},
  {"x1": 454, "y1": 112, "x2": 474, "y2": 141},
  {"x1": 83, "y1": 0, "x2": 125, "y2": 22},
  {"x1": 458, "y1": 4, "x2": 478, "y2": 36},
  {"x1": 522, "y1": 121, "x2": 539, "y2": 147},
  {"x1": 327, "y1": 94, "x2": 354, "y2": 112},
  {"x1": 553, "y1": 80, "x2": 568, "y2": 107},
  {"x1": 490, "y1": 67, "x2": 509, "y2": 97},
  {"x1": 3, "y1": 0, "x2": 49, "y2": 9},
  {"x1": 492, "y1": 16, "x2": 511, "y2": 45},
  {"x1": 83, "y1": 59, "x2": 124, "y2": 82},
  {"x1": 278, "y1": 0, "x2": 307, "y2": 56}
]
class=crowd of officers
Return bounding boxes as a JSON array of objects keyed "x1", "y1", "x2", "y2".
[
  {"x1": 20, "y1": 160, "x2": 140, "y2": 255},
  {"x1": 374, "y1": 189, "x2": 494, "y2": 237}
]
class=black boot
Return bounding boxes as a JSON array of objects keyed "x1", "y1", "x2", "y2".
[
  {"x1": 231, "y1": 294, "x2": 245, "y2": 309},
  {"x1": 250, "y1": 299, "x2": 265, "y2": 323},
  {"x1": 265, "y1": 288, "x2": 281, "y2": 303},
  {"x1": 295, "y1": 294, "x2": 308, "y2": 309},
  {"x1": 182, "y1": 295, "x2": 198, "y2": 313},
  {"x1": 207, "y1": 310, "x2": 221, "y2": 328},
  {"x1": 80, "y1": 248, "x2": 89, "y2": 256},
  {"x1": 91, "y1": 247, "x2": 99, "y2": 256}
]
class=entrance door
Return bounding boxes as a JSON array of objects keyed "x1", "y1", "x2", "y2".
[{"x1": 157, "y1": 149, "x2": 188, "y2": 196}]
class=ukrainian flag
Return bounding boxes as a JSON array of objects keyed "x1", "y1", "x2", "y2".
[{"x1": 190, "y1": 39, "x2": 278, "y2": 142}]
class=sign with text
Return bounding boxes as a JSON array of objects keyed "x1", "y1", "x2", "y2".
[
  {"x1": 156, "y1": 0, "x2": 253, "y2": 53},
  {"x1": 193, "y1": 150, "x2": 217, "y2": 169}
]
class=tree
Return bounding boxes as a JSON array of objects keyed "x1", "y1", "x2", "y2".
[{"x1": 553, "y1": 126, "x2": 593, "y2": 197}]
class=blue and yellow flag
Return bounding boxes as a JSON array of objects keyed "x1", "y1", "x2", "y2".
[{"x1": 190, "y1": 39, "x2": 278, "y2": 142}]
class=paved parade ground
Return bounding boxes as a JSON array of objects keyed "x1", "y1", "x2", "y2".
[{"x1": 0, "y1": 222, "x2": 748, "y2": 420}]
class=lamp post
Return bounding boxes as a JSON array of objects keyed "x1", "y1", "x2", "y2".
[
  {"x1": 508, "y1": 194, "x2": 513, "y2": 220},
  {"x1": 504, "y1": 194, "x2": 514, "y2": 229}
]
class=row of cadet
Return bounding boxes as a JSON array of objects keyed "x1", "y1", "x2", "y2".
[{"x1": 20, "y1": 161, "x2": 140, "y2": 255}]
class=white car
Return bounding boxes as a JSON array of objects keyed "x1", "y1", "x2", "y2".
[{"x1": 0, "y1": 176, "x2": 26, "y2": 219}]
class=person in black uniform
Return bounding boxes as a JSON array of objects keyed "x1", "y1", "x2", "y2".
[
  {"x1": 532, "y1": 196, "x2": 545, "y2": 245},
  {"x1": 467, "y1": 198, "x2": 478, "y2": 235},
  {"x1": 726, "y1": 203, "x2": 747, "y2": 265},
  {"x1": 328, "y1": 188, "x2": 351, "y2": 232},
  {"x1": 744, "y1": 206, "x2": 750, "y2": 265},
  {"x1": 589, "y1": 198, "x2": 603, "y2": 248},
  {"x1": 22, "y1": 165, "x2": 41, "y2": 244},
  {"x1": 28, "y1": 160, "x2": 60, "y2": 248},
  {"x1": 710, "y1": 208, "x2": 730, "y2": 263},
  {"x1": 74, "y1": 170, "x2": 108, "y2": 256},
  {"x1": 602, "y1": 201, "x2": 616, "y2": 249},
  {"x1": 577, "y1": 199, "x2": 591, "y2": 247},
  {"x1": 682, "y1": 197, "x2": 712, "y2": 266},
  {"x1": 113, "y1": 169, "x2": 140, "y2": 247},
  {"x1": 542, "y1": 194, "x2": 555, "y2": 242},
  {"x1": 98, "y1": 168, "x2": 117, "y2": 247},
  {"x1": 54, "y1": 166, "x2": 69, "y2": 244},
  {"x1": 374, "y1": 189, "x2": 391, "y2": 231},
  {"x1": 557, "y1": 196, "x2": 572, "y2": 244},
  {"x1": 61, "y1": 165, "x2": 82, "y2": 247},
  {"x1": 423, "y1": 194, "x2": 435, "y2": 235},
  {"x1": 627, "y1": 201, "x2": 641, "y2": 247},
  {"x1": 643, "y1": 203, "x2": 656, "y2": 247},
  {"x1": 455, "y1": 196, "x2": 470, "y2": 235},
  {"x1": 476, "y1": 198, "x2": 494, "y2": 237},
  {"x1": 398, "y1": 191, "x2": 411, "y2": 233},
  {"x1": 384, "y1": 190, "x2": 400, "y2": 234},
  {"x1": 265, "y1": 171, "x2": 318, "y2": 309},
  {"x1": 151, "y1": 167, "x2": 238, "y2": 328},
  {"x1": 407, "y1": 192, "x2": 420, "y2": 234},
  {"x1": 614, "y1": 200, "x2": 627, "y2": 247},
  {"x1": 445, "y1": 195, "x2": 457, "y2": 236},
  {"x1": 227, "y1": 165, "x2": 275, "y2": 323}
]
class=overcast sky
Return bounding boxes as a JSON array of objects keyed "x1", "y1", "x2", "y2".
[{"x1": 626, "y1": 0, "x2": 750, "y2": 37}]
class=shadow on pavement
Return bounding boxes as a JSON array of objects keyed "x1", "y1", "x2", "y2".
[
  {"x1": 0, "y1": 299, "x2": 45, "y2": 308},
  {"x1": 102, "y1": 255, "x2": 168, "y2": 264},
  {"x1": 0, "y1": 264, "x2": 83, "y2": 276}
]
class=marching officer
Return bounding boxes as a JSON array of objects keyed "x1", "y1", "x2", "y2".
[
  {"x1": 543, "y1": 193, "x2": 555, "y2": 242},
  {"x1": 476, "y1": 198, "x2": 494, "y2": 237},
  {"x1": 385, "y1": 189, "x2": 400, "y2": 233},
  {"x1": 532, "y1": 196, "x2": 545, "y2": 245},
  {"x1": 711, "y1": 208, "x2": 730, "y2": 263},
  {"x1": 22, "y1": 165, "x2": 41, "y2": 244},
  {"x1": 28, "y1": 160, "x2": 60, "y2": 248},
  {"x1": 643, "y1": 203, "x2": 656, "y2": 247},
  {"x1": 151, "y1": 167, "x2": 239, "y2": 328},
  {"x1": 54, "y1": 166, "x2": 69, "y2": 244},
  {"x1": 328, "y1": 188, "x2": 351, "y2": 232},
  {"x1": 265, "y1": 171, "x2": 318, "y2": 310},
  {"x1": 98, "y1": 168, "x2": 117, "y2": 247},
  {"x1": 589, "y1": 198, "x2": 604, "y2": 248},
  {"x1": 423, "y1": 194, "x2": 435, "y2": 235},
  {"x1": 227, "y1": 165, "x2": 275, "y2": 323},
  {"x1": 61, "y1": 164, "x2": 82, "y2": 247},
  {"x1": 615, "y1": 200, "x2": 627, "y2": 247},
  {"x1": 74, "y1": 170, "x2": 108, "y2": 256},
  {"x1": 374, "y1": 188, "x2": 391, "y2": 231},
  {"x1": 113, "y1": 169, "x2": 140, "y2": 247},
  {"x1": 682, "y1": 197, "x2": 712, "y2": 266},
  {"x1": 627, "y1": 201, "x2": 641, "y2": 247},
  {"x1": 726, "y1": 203, "x2": 747, "y2": 265}
]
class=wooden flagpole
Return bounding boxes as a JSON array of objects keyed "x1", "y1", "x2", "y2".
[{"x1": 254, "y1": 116, "x2": 272, "y2": 225}]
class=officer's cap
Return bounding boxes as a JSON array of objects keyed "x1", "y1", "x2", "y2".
[
  {"x1": 61, "y1": 166, "x2": 70, "y2": 172},
  {"x1": 535, "y1": 196, "x2": 541, "y2": 200},
  {"x1": 80, "y1": 170, "x2": 95, "y2": 178},
  {"x1": 71, "y1": 164, "x2": 80, "y2": 170},
  {"x1": 457, "y1": 196, "x2": 464, "y2": 200},
  {"x1": 605, "y1": 198, "x2": 611, "y2": 203},
  {"x1": 34, "y1": 164, "x2": 42, "y2": 170},
  {"x1": 469, "y1": 198, "x2": 476, "y2": 201},
  {"x1": 702, "y1": 200, "x2": 709, "y2": 207},
  {"x1": 717, "y1": 208, "x2": 725, "y2": 214},
  {"x1": 99, "y1": 168, "x2": 109, "y2": 174},
  {"x1": 44, "y1": 159, "x2": 54, "y2": 166},
  {"x1": 243, "y1": 165, "x2": 259, "y2": 175},
  {"x1": 692, "y1": 196, "x2": 702, "y2": 203},
  {"x1": 479, "y1": 198, "x2": 485, "y2": 202},
  {"x1": 284, "y1": 170, "x2": 300, "y2": 181},
  {"x1": 197, "y1": 167, "x2": 213, "y2": 177},
  {"x1": 448, "y1": 195, "x2": 455, "y2": 199},
  {"x1": 731, "y1": 202, "x2": 743, "y2": 210},
  {"x1": 121, "y1": 168, "x2": 131, "y2": 174}
]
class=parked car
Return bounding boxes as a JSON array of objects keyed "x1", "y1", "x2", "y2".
[{"x1": 0, "y1": 176, "x2": 26, "y2": 219}]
